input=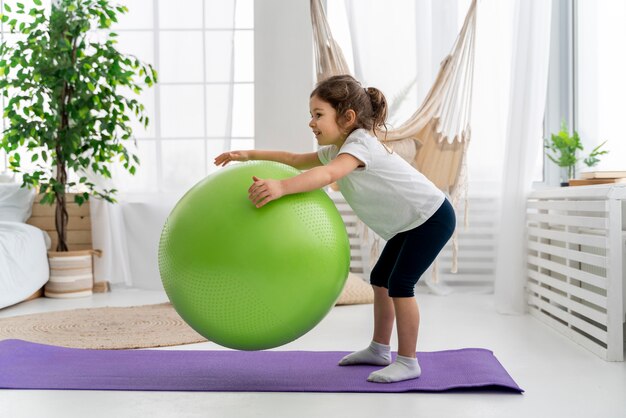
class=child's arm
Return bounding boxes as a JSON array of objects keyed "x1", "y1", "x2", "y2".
[
  {"x1": 214, "y1": 150, "x2": 322, "y2": 170},
  {"x1": 248, "y1": 154, "x2": 361, "y2": 208}
]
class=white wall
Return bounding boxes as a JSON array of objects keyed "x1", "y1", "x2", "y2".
[{"x1": 254, "y1": 0, "x2": 315, "y2": 153}]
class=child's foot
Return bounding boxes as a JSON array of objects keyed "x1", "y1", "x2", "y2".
[
  {"x1": 338, "y1": 341, "x2": 391, "y2": 366},
  {"x1": 367, "y1": 355, "x2": 421, "y2": 383}
]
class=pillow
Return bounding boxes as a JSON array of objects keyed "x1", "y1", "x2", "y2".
[
  {"x1": 0, "y1": 183, "x2": 36, "y2": 223},
  {"x1": 335, "y1": 273, "x2": 374, "y2": 305}
]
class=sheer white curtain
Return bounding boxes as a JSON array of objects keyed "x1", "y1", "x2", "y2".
[
  {"x1": 341, "y1": 0, "x2": 450, "y2": 129},
  {"x1": 332, "y1": 0, "x2": 515, "y2": 291},
  {"x1": 331, "y1": 0, "x2": 552, "y2": 307},
  {"x1": 494, "y1": 0, "x2": 552, "y2": 314}
]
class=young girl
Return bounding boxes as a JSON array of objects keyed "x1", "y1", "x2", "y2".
[{"x1": 214, "y1": 74, "x2": 456, "y2": 383}]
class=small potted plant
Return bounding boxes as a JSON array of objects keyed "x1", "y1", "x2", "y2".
[
  {"x1": 0, "y1": 0, "x2": 157, "y2": 297},
  {"x1": 544, "y1": 122, "x2": 608, "y2": 186}
]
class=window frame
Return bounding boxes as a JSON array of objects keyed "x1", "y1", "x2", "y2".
[{"x1": 540, "y1": 0, "x2": 577, "y2": 187}]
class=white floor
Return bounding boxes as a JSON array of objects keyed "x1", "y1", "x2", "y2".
[{"x1": 1, "y1": 288, "x2": 625, "y2": 418}]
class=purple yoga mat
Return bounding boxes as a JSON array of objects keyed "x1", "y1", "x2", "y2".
[{"x1": 0, "y1": 339, "x2": 522, "y2": 393}]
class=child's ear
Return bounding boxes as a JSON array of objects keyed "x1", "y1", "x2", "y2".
[{"x1": 344, "y1": 109, "x2": 357, "y2": 127}]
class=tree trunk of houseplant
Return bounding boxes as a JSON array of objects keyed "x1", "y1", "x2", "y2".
[{"x1": 55, "y1": 158, "x2": 69, "y2": 252}]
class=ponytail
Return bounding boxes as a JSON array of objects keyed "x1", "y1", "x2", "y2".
[{"x1": 365, "y1": 87, "x2": 388, "y2": 140}]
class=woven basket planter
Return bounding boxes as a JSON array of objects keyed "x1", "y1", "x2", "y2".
[{"x1": 45, "y1": 250, "x2": 101, "y2": 299}]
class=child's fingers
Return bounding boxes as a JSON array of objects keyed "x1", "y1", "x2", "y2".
[
  {"x1": 248, "y1": 176, "x2": 262, "y2": 194},
  {"x1": 249, "y1": 184, "x2": 266, "y2": 203},
  {"x1": 248, "y1": 179, "x2": 261, "y2": 198},
  {"x1": 248, "y1": 176, "x2": 278, "y2": 207},
  {"x1": 252, "y1": 189, "x2": 271, "y2": 207},
  {"x1": 249, "y1": 183, "x2": 272, "y2": 206},
  {"x1": 214, "y1": 153, "x2": 230, "y2": 166},
  {"x1": 255, "y1": 195, "x2": 271, "y2": 208},
  {"x1": 215, "y1": 151, "x2": 245, "y2": 166}
]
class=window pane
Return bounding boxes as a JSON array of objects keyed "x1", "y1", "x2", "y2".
[
  {"x1": 232, "y1": 84, "x2": 254, "y2": 138},
  {"x1": 113, "y1": 140, "x2": 158, "y2": 193},
  {"x1": 1, "y1": 33, "x2": 26, "y2": 48},
  {"x1": 235, "y1": 0, "x2": 254, "y2": 29},
  {"x1": 161, "y1": 139, "x2": 206, "y2": 192},
  {"x1": 115, "y1": 31, "x2": 155, "y2": 72},
  {"x1": 159, "y1": 31, "x2": 204, "y2": 83},
  {"x1": 206, "y1": 139, "x2": 228, "y2": 175},
  {"x1": 113, "y1": 0, "x2": 154, "y2": 30},
  {"x1": 205, "y1": 0, "x2": 236, "y2": 29},
  {"x1": 123, "y1": 87, "x2": 156, "y2": 139},
  {"x1": 231, "y1": 139, "x2": 254, "y2": 151},
  {"x1": 205, "y1": 31, "x2": 235, "y2": 82},
  {"x1": 576, "y1": 0, "x2": 626, "y2": 172},
  {"x1": 160, "y1": 85, "x2": 205, "y2": 138},
  {"x1": 159, "y1": 0, "x2": 203, "y2": 29},
  {"x1": 205, "y1": 84, "x2": 232, "y2": 137},
  {"x1": 234, "y1": 30, "x2": 254, "y2": 82}
]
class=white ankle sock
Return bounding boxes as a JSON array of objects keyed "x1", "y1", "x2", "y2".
[
  {"x1": 367, "y1": 355, "x2": 421, "y2": 383},
  {"x1": 338, "y1": 341, "x2": 391, "y2": 366}
]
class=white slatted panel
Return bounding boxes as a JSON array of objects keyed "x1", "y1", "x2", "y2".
[
  {"x1": 526, "y1": 185, "x2": 626, "y2": 361},
  {"x1": 328, "y1": 191, "x2": 364, "y2": 274},
  {"x1": 437, "y1": 194, "x2": 499, "y2": 288}
]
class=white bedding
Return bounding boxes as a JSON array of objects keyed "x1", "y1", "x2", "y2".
[{"x1": 0, "y1": 221, "x2": 50, "y2": 309}]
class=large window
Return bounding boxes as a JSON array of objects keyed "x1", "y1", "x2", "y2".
[
  {"x1": 543, "y1": 0, "x2": 626, "y2": 185},
  {"x1": 111, "y1": 0, "x2": 255, "y2": 193},
  {"x1": 575, "y1": 0, "x2": 625, "y2": 173},
  {"x1": 0, "y1": 0, "x2": 255, "y2": 194}
]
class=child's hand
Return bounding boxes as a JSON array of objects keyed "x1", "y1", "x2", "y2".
[
  {"x1": 248, "y1": 176, "x2": 285, "y2": 208},
  {"x1": 214, "y1": 151, "x2": 250, "y2": 167}
]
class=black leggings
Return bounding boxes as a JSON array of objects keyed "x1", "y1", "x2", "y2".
[{"x1": 370, "y1": 199, "x2": 456, "y2": 297}]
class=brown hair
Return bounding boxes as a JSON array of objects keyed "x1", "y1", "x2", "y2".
[{"x1": 310, "y1": 75, "x2": 388, "y2": 138}]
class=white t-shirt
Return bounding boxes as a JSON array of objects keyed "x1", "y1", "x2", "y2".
[{"x1": 317, "y1": 129, "x2": 446, "y2": 240}]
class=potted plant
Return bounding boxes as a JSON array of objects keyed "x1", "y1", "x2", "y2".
[
  {"x1": 0, "y1": 0, "x2": 157, "y2": 297},
  {"x1": 544, "y1": 122, "x2": 608, "y2": 186}
]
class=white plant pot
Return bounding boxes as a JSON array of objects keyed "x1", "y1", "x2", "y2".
[{"x1": 45, "y1": 250, "x2": 96, "y2": 298}]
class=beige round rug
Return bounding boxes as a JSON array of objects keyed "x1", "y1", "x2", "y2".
[
  {"x1": 0, "y1": 275, "x2": 372, "y2": 350},
  {"x1": 0, "y1": 303, "x2": 207, "y2": 350}
]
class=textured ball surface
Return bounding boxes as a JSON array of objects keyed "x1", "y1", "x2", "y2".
[{"x1": 158, "y1": 161, "x2": 350, "y2": 350}]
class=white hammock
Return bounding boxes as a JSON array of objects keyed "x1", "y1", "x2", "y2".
[{"x1": 311, "y1": 0, "x2": 477, "y2": 277}]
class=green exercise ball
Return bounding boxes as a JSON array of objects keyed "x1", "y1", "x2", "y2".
[{"x1": 158, "y1": 161, "x2": 350, "y2": 350}]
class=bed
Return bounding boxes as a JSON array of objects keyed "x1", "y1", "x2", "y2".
[{"x1": 0, "y1": 182, "x2": 50, "y2": 309}]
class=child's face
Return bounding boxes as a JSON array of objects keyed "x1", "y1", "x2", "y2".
[{"x1": 309, "y1": 95, "x2": 344, "y2": 147}]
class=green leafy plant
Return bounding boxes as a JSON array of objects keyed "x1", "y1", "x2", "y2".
[
  {"x1": 544, "y1": 122, "x2": 608, "y2": 182},
  {"x1": 583, "y1": 140, "x2": 609, "y2": 168},
  {"x1": 0, "y1": 0, "x2": 157, "y2": 251}
]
